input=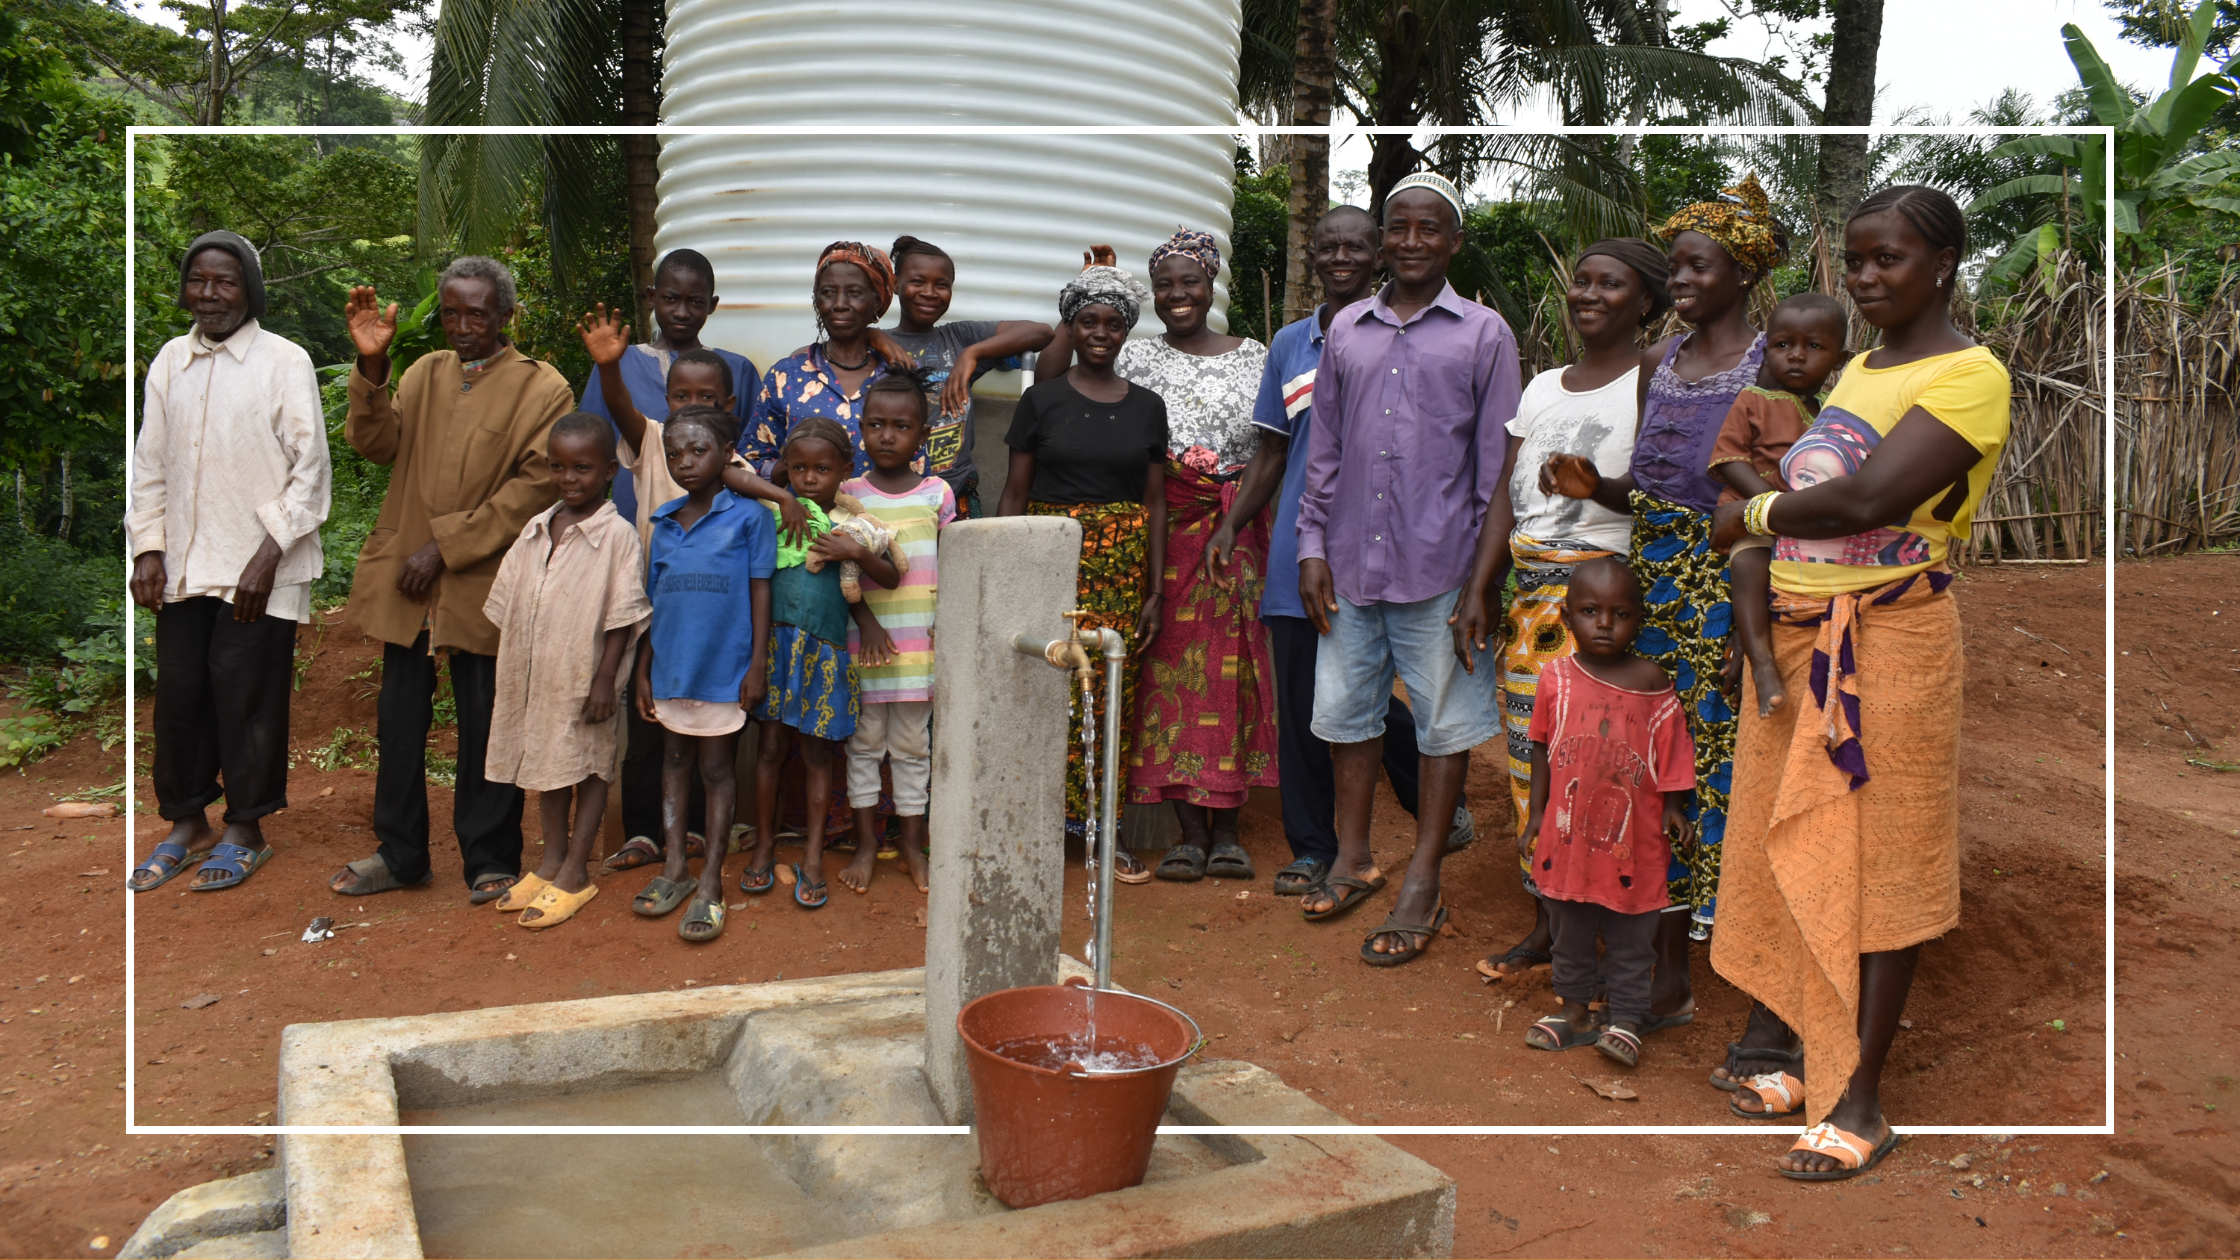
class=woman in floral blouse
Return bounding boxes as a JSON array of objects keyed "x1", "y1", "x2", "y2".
[{"x1": 1047, "y1": 229, "x2": 1278, "y2": 883}]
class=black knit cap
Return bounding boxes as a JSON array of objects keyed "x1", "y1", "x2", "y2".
[{"x1": 179, "y1": 230, "x2": 267, "y2": 320}]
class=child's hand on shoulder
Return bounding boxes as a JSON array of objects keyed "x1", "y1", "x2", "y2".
[
  {"x1": 773, "y1": 491, "x2": 811, "y2": 547},
  {"x1": 584, "y1": 674, "x2": 618, "y2": 725}
]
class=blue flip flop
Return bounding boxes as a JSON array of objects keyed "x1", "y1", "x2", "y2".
[
  {"x1": 791, "y1": 864, "x2": 827, "y2": 910},
  {"x1": 130, "y1": 839, "x2": 211, "y2": 893},
  {"x1": 188, "y1": 841, "x2": 273, "y2": 892}
]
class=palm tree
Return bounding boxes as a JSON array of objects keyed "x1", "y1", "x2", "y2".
[
  {"x1": 1240, "y1": 0, "x2": 1809, "y2": 245},
  {"x1": 419, "y1": 0, "x2": 663, "y2": 322}
]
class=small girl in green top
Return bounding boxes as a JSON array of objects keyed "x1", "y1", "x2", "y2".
[{"x1": 743, "y1": 418, "x2": 898, "y2": 909}]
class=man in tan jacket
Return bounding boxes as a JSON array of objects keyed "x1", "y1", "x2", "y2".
[{"x1": 330, "y1": 257, "x2": 571, "y2": 901}]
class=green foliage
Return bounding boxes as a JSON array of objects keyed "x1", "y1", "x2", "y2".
[
  {"x1": 1972, "y1": 1, "x2": 2240, "y2": 282},
  {"x1": 38, "y1": 0, "x2": 426, "y2": 126},
  {"x1": 135, "y1": 133, "x2": 419, "y2": 368},
  {"x1": 0, "y1": 714, "x2": 65, "y2": 769},
  {"x1": 0, "y1": 523, "x2": 116, "y2": 663},
  {"x1": 8, "y1": 598, "x2": 138, "y2": 751},
  {"x1": 1636, "y1": 132, "x2": 1733, "y2": 223},
  {"x1": 1227, "y1": 162, "x2": 1291, "y2": 342},
  {"x1": 310, "y1": 726, "x2": 378, "y2": 772},
  {"x1": 498, "y1": 149, "x2": 637, "y2": 387},
  {"x1": 0, "y1": 25, "x2": 129, "y2": 475},
  {"x1": 1450, "y1": 201, "x2": 1569, "y2": 336}
]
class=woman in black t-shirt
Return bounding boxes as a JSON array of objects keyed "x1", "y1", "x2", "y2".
[{"x1": 1000, "y1": 263, "x2": 1167, "y2": 880}]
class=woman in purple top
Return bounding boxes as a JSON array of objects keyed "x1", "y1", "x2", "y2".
[{"x1": 1540, "y1": 173, "x2": 1785, "y2": 1023}]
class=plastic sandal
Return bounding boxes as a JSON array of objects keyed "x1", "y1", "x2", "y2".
[
  {"x1": 1476, "y1": 944, "x2": 1553, "y2": 982},
  {"x1": 1271, "y1": 857, "x2": 1329, "y2": 897},
  {"x1": 600, "y1": 837, "x2": 662, "y2": 872},
  {"x1": 1301, "y1": 871, "x2": 1386, "y2": 922},
  {"x1": 329, "y1": 855, "x2": 427, "y2": 897},
  {"x1": 1596, "y1": 1025, "x2": 1644, "y2": 1068},
  {"x1": 130, "y1": 839, "x2": 212, "y2": 893},
  {"x1": 468, "y1": 874, "x2": 519, "y2": 905},
  {"x1": 493, "y1": 873, "x2": 550, "y2": 913},
  {"x1": 1525, "y1": 1015, "x2": 1603, "y2": 1051},
  {"x1": 739, "y1": 864, "x2": 776, "y2": 895},
  {"x1": 1113, "y1": 849, "x2": 1153, "y2": 884},
  {"x1": 632, "y1": 875, "x2": 697, "y2": 917},
  {"x1": 1360, "y1": 905, "x2": 1447, "y2": 967},
  {"x1": 519, "y1": 882, "x2": 599, "y2": 929},
  {"x1": 1206, "y1": 841, "x2": 1255, "y2": 880},
  {"x1": 1156, "y1": 844, "x2": 1208, "y2": 882},
  {"x1": 1731, "y1": 1071, "x2": 1808, "y2": 1120},
  {"x1": 188, "y1": 842, "x2": 273, "y2": 892},
  {"x1": 791, "y1": 864, "x2": 828, "y2": 910},
  {"x1": 1781, "y1": 1122, "x2": 1900, "y2": 1182},
  {"x1": 1710, "y1": 1041, "x2": 1803, "y2": 1092},
  {"x1": 678, "y1": 897, "x2": 726, "y2": 942}
]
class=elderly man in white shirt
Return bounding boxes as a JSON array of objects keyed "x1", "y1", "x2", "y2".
[{"x1": 126, "y1": 230, "x2": 330, "y2": 894}]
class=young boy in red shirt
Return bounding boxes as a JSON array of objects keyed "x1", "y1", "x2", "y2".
[{"x1": 1518, "y1": 557, "x2": 1696, "y2": 1068}]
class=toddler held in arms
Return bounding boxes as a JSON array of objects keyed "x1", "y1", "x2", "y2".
[
  {"x1": 1708, "y1": 293, "x2": 1849, "y2": 715},
  {"x1": 1518, "y1": 558, "x2": 1696, "y2": 1069},
  {"x1": 482, "y1": 414, "x2": 651, "y2": 929}
]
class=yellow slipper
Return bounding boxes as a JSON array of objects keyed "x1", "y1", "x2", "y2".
[
  {"x1": 493, "y1": 872, "x2": 550, "y2": 912},
  {"x1": 519, "y1": 881, "x2": 599, "y2": 929}
]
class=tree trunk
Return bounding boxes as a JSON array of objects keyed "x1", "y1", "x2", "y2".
[
  {"x1": 57, "y1": 451, "x2": 72, "y2": 542},
  {"x1": 620, "y1": 0, "x2": 665, "y2": 333},
  {"x1": 1615, "y1": 0, "x2": 1671, "y2": 169},
  {"x1": 1814, "y1": 0, "x2": 1884, "y2": 250},
  {"x1": 1363, "y1": 7, "x2": 1425, "y2": 221},
  {"x1": 1284, "y1": 0, "x2": 1336, "y2": 323}
]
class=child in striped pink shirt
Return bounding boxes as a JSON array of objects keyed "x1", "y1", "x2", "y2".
[{"x1": 839, "y1": 372, "x2": 955, "y2": 894}]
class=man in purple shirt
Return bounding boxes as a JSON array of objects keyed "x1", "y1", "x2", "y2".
[{"x1": 1295, "y1": 171, "x2": 1522, "y2": 967}]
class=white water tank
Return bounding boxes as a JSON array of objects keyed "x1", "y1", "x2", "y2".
[{"x1": 655, "y1": 0, "x2": 1245, "y2": 384}]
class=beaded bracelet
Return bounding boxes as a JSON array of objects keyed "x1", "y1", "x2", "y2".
[{"x1": 1743, "y1": 490, "x2": 1783, "y2": 537}]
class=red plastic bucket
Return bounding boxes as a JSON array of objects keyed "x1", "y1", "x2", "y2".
[{"x1": 957, "y1": 983, "x2": 1201, "y2": 1209}]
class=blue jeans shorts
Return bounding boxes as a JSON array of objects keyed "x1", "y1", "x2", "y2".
[{"x1": 1309, "y1": 587, "x2": 1500, "y2": 757}]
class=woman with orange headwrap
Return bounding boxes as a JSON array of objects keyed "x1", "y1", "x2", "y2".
[
  {"x1": 1539, "y1": 173, "x2": 1787, "y2": 1029},
  {"x1": 744, "y1": 241, "x2": 919, "y2": 480}
]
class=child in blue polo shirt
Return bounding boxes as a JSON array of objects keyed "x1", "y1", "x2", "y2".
[{"x1": 628, "y1": 404, "x2": 777, "y2": 943}]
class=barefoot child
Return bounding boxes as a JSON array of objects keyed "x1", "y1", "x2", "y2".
[
  {"x1": 579, "y1": 305, "x2": 808, "y2": 872},
  {"x1": 483, "y1": 414, "x2": 650, "y2": 927},
  {"x1": 628, "y1": 405, "x2": 776, "y2": 942},
  {"x1": 1519, "y1": 558, "x2": 1696, "y2": 1069},
  {"x1": 1709, "y1": 293, "x2": 1848, "y2": 716},
  {"x1": 837, "y1": 370, "x2": 956, "y2": 895},
  {"x1": 742, "y1": 418, "x2": 900, "y2": 910}
]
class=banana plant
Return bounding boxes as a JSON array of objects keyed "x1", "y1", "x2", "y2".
[{"x1": 1971, "y1": 0, "x2": 2238, "y2": 283}]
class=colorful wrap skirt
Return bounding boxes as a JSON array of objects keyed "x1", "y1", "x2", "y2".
[
  {"x1": 1499, "y1": 533, "x2": 1618, "y2": 892},
  {"x1": 1127, "y1": 461, "x2": 1279, "y2": 808},
  {"x1": 1026, "y1": 500, "x2": 1148, "y2": 827},
  {"x1": 1628, "y1": 490, "x2": 1738, "y2": 928},
  {"x1": 756, "y1": 624, "x2": 858, "y2": 742},
  {"x1": 1711, "y1": 568, "x2": 1960, "y2": 1125}
]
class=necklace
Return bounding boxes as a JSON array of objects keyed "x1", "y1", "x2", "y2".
[{"x1": 824, "y1": 346, "x2": 871, "y2": 371}]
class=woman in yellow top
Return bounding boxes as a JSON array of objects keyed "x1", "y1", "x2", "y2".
[{"x1": 1706, "y1": 185, "x2": 2011, "y2": 1181}]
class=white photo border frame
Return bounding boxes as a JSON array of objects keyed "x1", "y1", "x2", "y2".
[{"x1": 120, "y1": 122, "x2": 2120, "y2": 1138}]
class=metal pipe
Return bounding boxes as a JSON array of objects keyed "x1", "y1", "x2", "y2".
[
  {"x1": 1087, "y1": 627, "x2": 1126, "y2": 993},
  {"x1": 1013, "y1": 626, "x2": 1128, "y2": 992}
]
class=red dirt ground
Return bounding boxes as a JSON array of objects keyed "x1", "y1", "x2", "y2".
[{"x1": 1, "y1": 556, "x2": 2233, "y2": 1258}]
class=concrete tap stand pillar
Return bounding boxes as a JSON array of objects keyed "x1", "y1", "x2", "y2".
[{"x1": 924, "y1": 516, "x2": 1082, "y2": 1124}]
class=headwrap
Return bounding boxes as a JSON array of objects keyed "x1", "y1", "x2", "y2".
[
  {"x1": 179, "y1": 230, "x2": 267, "y2": 320},
  {"x1": 1576, "y1": 237, "x2": 1674, "y2": 322},
  {"x1": 1059, "y1": 265, "x2": 1152, "y2": 330},
  {"x1": 1148, "y1": 226, "x2": 1222, "y2": 277},
  {"x1": 1387, "y1": 171, "x2": 1466, "y2": 224},
  {"x1": 1659, "y1": 172, "x2": 1785, "y2": 279},
  {"x1": 814, "y1": 241, "x2": 895, "y2": 317}
]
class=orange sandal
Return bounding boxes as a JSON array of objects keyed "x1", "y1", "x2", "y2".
[
  {"x1": 493, "y1": 872, "x2": 550, "y2": 913},
  {"x1": 519, "y1": 882, "x2": 599, "y2": 929},
  {"x1": 1780, "y1": 1122, "x2": 1899, "y2": 1181},
  {"x1": 1731, "y1": 1071, "x2": 1806, "y2": 1120}
]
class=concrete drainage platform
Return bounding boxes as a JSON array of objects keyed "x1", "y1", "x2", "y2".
[{"x1": 165, "y1": 966, "x2": 1456, "y2": 1259}]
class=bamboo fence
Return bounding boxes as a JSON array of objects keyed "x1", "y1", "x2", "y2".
[{"x1": 1501, "y1": 249, "x2": 2240, "y2": 561}]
